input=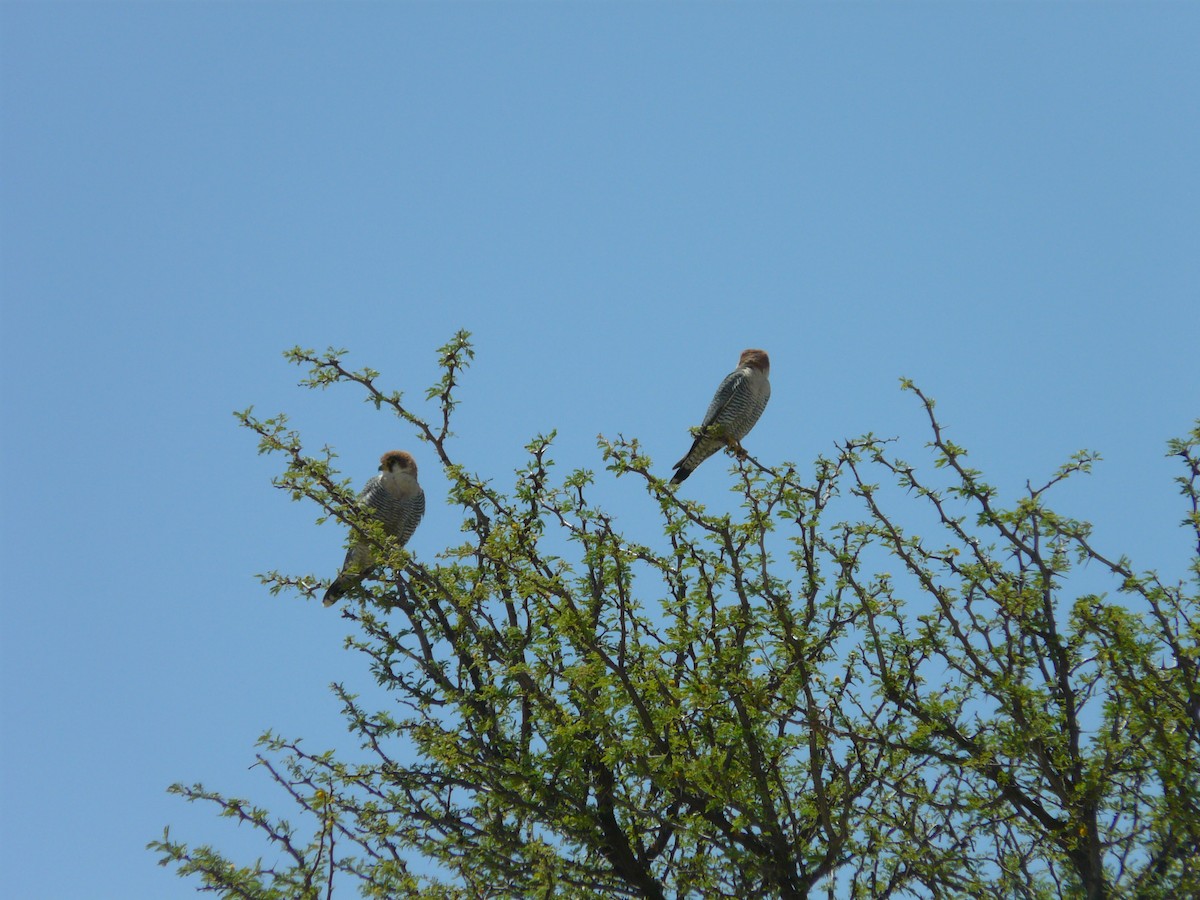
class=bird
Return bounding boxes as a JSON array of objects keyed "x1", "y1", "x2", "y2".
[
  {"x1": 324, "y1": 450, "x2": 426, "y2": 606},
  {"x1": 670, "y1": 349, "x2": 771, "y2": 486}
]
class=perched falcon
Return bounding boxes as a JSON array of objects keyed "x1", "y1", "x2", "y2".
[
  {"x1": 324, "y1": 450, "x2": 426, "y2": 606},
  {"x1": 670, "y1": 349, "x2": 771, "y2": 486}
]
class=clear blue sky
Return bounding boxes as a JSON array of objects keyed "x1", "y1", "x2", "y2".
[{"x1": 2, "y1": 3, "x2": 1197, "y2": 896}]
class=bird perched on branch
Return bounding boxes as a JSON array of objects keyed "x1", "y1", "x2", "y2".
[
  {"x1": 670, "y1": 349, "x2": 771, "y2": 486},
  {"x1": 324, "y1": 450, "x2": 425, "y2": 606}
]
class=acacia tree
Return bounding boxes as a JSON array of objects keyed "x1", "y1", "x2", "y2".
[{"x1": 152, "y1": 333, "x2": 1199, "y2": 898}]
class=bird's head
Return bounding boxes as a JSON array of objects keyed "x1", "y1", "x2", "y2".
[
  {"x1": 379, "y1": 450, "x2": 418, "y2": 478},
  {"x1": 739, "y1": 348, "x2": 770, "y2": 375}
]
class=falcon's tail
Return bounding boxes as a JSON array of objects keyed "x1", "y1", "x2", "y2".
[
  {"x1": 323, "y1": 570, "x2": 359, "y2": 606},
  {"x1": 670, "y1": 434, "x2": 708, "y2": 486},
  {"x1": 322, "y1": 581, "x2": 346, "y2": 606}
]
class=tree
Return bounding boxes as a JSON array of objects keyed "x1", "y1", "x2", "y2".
[{"x1": 152, "y1": 333, "x2": 1200, "y2": 898}]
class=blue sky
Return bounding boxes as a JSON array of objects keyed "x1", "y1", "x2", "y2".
[{"x1": 2, "y1": 3, "x2": 1197, "y2": 896}]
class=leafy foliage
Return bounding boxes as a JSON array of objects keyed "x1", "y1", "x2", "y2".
[{"x1": 152, "y1": 333, "x2": 1200, "y2": 898}]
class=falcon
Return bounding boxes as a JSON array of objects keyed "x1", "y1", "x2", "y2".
[
  {"x1": 324, "y1": 450, "x2": 425, "y2": 605},
  {"x1": 670, "y1": 349, "x2": 771, "y2": 485}
]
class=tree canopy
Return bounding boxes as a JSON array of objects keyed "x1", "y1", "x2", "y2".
[{"x1": 152, "y1": 333, "x2": 1200, "y2": 899}]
